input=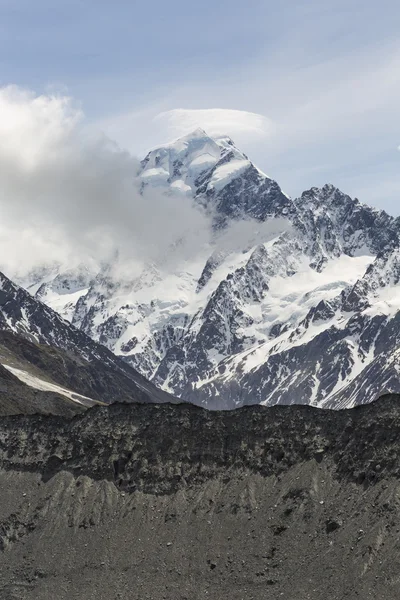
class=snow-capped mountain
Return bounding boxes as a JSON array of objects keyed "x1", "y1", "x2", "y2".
[
  {"x1": 139, "y1": 128, "x2": 292, "y2": 225},
  {"x1": 16, "y1": 129, "x2": 400, "y2": 409}
]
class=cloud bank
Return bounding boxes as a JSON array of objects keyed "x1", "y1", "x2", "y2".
[
  {"x1": 0, "y1": 86, "x2": 291, "y2": 287},
  {"x1": 0, "y1": 86, "x2": 213, "y2": 279},
  {"x1": 153, "y1": 108, "x2": 273, "y2": 143}
]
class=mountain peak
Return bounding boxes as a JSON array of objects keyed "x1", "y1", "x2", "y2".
[
  {"x1": 139, "y1": 126, "x2": 248, "y2": 193},
  {"x1": 180, "y1": 127, "x2": 208, "y2": 140},
  {"x1": 301, "y1": 184, "x2": 341, "y2": 198},
  {"x1": 138, "y1": 129, "x2": 290, "y2": 223},
  {"x1": 162, "y1": 127, "x2": 214, "y2": 151},
  {"x1": 146, "y1": 127, "x2": 241, "y2": 158},
  {"x1": 176, "y1": 128, "x2": 238, "y2": 149}
]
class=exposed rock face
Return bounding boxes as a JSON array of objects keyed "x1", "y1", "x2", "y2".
[
  {"x1": 1, "y1": 398, "x2": 400, "y2": 598},
  {"x1": 0, "y1": 272, "x2": 177, "y2": 412}
]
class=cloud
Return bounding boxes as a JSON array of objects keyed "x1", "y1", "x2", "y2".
[
  {"x1": 0, "y1": 85, "x2": 290, "y2": 284},
  {"x1": 0, "y1": 85, "x2": 211, "y2": 279},
  {"x1": 0, "y1": 86, "x2": 81, "y2": 169},
  {"x1": 214, "y1": 217, "x2": 292, "y2": 255},
  {"x1": 93, "y1": 106, "x2": 274, "y2": 162},
  {"x1": 153, "y1": 108, "x2": 273, "y2": 143}
]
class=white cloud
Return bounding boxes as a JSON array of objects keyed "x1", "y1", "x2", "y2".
[
  {"x1": 0, "y1": 86, "x2": 211, "y2": 279},
  {"x1": 0, "y1": 85, "x2": 296, "y2": 285},
  {"x1": 153, "y1": 108, "x2": 273, "y2": 143},
  {"x1": 93, "y1": 106, "x2": 274, "y2": 162},
  {"x1": 0, "y1": 86, "x2": 81, "y2": 169}
]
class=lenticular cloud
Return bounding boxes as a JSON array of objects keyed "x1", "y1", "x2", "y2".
[{"x1": 154, "y1": 108, "x2": 273, "y2": 141}]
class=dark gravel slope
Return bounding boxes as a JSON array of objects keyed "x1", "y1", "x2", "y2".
[{"x1": 1, "y1": 397, "x2": 400, "y2": 599}]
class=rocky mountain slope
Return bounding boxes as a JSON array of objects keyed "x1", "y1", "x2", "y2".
[
  {"x1": 0, "y1": 360, "x2": 79, "y2": 418},
  {"x1": 1, "y1": 397, "x2": 400, "y2": 599},
  {"x1": 18, "y1": 129, "x2": 400, "y2": 409},
  {"x1": 0, "y1": 271, "x2": 177, "y2": 415}
]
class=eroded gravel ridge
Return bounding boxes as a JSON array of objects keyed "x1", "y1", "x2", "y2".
[{"x1": 1, "y1": 398, "x2": 400, "y2": 599}]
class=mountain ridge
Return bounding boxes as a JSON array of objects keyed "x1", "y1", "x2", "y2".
[
  {"x1": 11, "y1": 129, "x2": 400, "y2": 410},
  {"x1": 0, "y1": 270, "x2": 178, "y2": 413}
]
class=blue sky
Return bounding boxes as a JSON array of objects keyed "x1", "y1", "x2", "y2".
[{"x1": 1, "y1": 0, "x2": 400, "y2": 212}]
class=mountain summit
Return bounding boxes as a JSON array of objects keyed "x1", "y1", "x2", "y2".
[{"x1": 139, "y1": 128, "x2": 291, "y2": 225}]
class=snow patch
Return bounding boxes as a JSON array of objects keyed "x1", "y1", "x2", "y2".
[
  {"x1": 209, "y1": 160, "x2": 251, "y2": 191},
  {"x1": 3, "y1": 364, "x2": 98, "y2": 406}
]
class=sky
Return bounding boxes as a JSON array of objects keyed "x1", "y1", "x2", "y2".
[
  {"x1": 1, "y1": 0, "x2": 399, "y2": 211},
  {"x1": 0, "y1": 0, "x2": 399, "y2": 237},
  {"x1": 0, "y1": 0, "x2": 400, "y2": 214}
]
